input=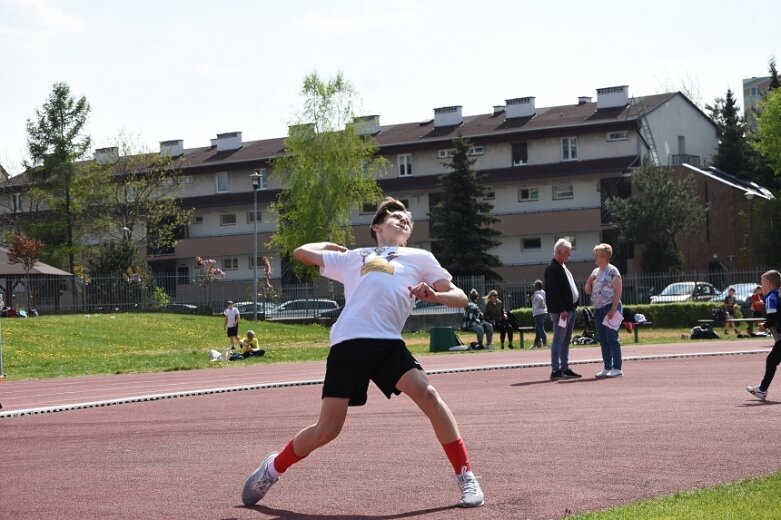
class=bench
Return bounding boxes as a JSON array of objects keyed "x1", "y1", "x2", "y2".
[
  {"x1": 622, "y1": 320, "x2": 652, "y2": 344},
  {"x1": 514, "y1": 326, "x2": 536, "y2": 349},
  {"x1": 726, "y1": 317, "x2": 766, "y2": 337}
]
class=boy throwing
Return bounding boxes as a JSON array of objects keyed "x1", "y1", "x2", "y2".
[{"x1": 241, "y1": 197, "x2": 484, "y2": 508}]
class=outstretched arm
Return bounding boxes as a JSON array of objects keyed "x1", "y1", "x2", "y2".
[{"x1": 293, "y1": 242, "x2": 348, "y2": 267}]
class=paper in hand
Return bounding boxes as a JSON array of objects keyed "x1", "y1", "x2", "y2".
[
  {"x1": 602, "y1": 311, "x2": 624, "y2": 331},
  {"x1": 558, "y1": 315, "x2": 567, "y2": 328}
]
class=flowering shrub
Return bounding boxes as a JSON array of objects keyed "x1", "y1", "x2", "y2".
[
  {"x1": 262, "y1": 256, "x2": 273, "y2": 293},
  {"x1": 124, "y1": 266, "x2": 144, "y2": 285},
  {"x1": 73, "y1": 264, "x2": 91, "y2": 285},
  {"x1": 195, "y1": 256, "x2": 226, "y2": 287}
]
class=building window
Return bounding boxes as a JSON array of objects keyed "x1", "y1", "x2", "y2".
[
  {"x1": 522, "y1": 238, "x2": 541, "y2": 251},
  {"x1": 553, "y1": 184, "x2": 574, "y2": 200},
  {"x1": 518, "y1": 187, "x2": 539, "y2": 202},
  {"x1": 247, "y1": 210, "x2": 261, "y2": 223},
  {"x1": 561, "y1": 137, "x2": 578, "y2": 161},
  {"x1": 607, "y1": 131, "x2": 628, "y2": 141},
  {"x1": 193, "y1": 216, "x2": 203, "y2": 224},
  {"x1": 438, "y1": 149, "x2": 455, "y2": 159},
  {"x1": 398, "y1": 154, "x2": 412, "y2": 176},
  {"x1": 248, "y1": 255, "x2": 264, "y2": 268},
  {"x1": 177, "y1": 266, "x2": 189, "y2": 285},
  {"x1": 220, "y1": 213, "x2": 237, "y2": 226},
  {"x1": 222, "y1": 257, "x2": 239, "y2": 270},
  {"x1": 483, "y1": 191, "x2": 495, "y2": 200},
  {"x1": 512, "y1": 142, "x2": 528, "y2": 166},
  {"x1": 216, "y1": 171, "x2": 229, "y2": 192},
  {"x1": 751, "y1": 87, "x2": 758, "y2": 96},
  {"x1": 12, "y1": 193, "x2": 22, "y2": 213},
  {"x1": 469, "y1": 146, "x2": 484, "y2": 156}
]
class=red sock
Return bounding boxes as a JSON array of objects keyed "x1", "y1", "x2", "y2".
[
  {"x1": 273, "y1": 439, "x2": 305, "y2": 474},
  {"x1": 442, "y1": 438, "x2": 471, "y2": 474}
]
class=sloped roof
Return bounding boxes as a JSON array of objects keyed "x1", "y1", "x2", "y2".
[{"x1": 0, "y1": 247, "x2": 72, "y2": 276}]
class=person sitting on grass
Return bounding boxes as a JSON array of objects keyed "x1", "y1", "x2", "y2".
[{"x1": 239, "y1": 330, "x2": 265, "y2": 357}]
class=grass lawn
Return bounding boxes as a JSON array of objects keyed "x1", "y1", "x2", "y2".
[
  {"x1": 1, "y1": 312, "x2": 778, "y2": 518},
  {"x1": 0, "y1": 312, "x2": 724, "y2": 381}
]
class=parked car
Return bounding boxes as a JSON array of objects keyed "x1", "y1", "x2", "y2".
[
  {"x1": 164, "y1": 303, "x2": 198, "y2": 313},
  {"x1": 267, "y1": 298, "x2": 340, "y2": 319},
  {"x1": 412, "y1": 300, "x2": 461, "y2": 314},
  {"x1": 650, "y1": 281, "x2": 719, "y2": 304},
  {"x1": 235, "y1": 301, "x2": 278, "y2": 317},
  {"x1": 710, "y1": 283, "x2": 757, "y2": 313}
]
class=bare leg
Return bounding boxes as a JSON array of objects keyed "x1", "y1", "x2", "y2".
[
  {"x1": 396, "y1": 368, "x2": 460, "y2": 444},
  {"x1": 290, "y1": 397, "x2": 350, "y2": 456}
]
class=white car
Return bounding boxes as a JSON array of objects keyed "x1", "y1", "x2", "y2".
[
  {"x1": 267, "y1": 298, "x2": 340, "y2": 319},
  {"x1": 649, "y1": 281, "x2": 718, "y2": 304}
]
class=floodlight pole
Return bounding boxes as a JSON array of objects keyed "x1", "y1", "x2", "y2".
[{"x1": 250, "y1": 170, "x2": 263, "y2": 322}]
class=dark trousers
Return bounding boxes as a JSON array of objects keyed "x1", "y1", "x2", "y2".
[
  {"x1": 760, "y1": 339, "x2": 781, "y2": 391},
  {"x1": 494, "y1": 321, "x2": 513, "y2": 345}
]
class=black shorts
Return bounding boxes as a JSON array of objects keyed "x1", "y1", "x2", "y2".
[
  {"x1": 226, "y1": 326, "x2": 238, "y2": 337},
  {"x1": 322, "y1": 338, "x2": 422, "y2": 406}
]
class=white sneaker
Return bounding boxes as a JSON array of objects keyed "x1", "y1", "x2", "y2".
[
  {"x1": 747, "y1": 385, "x2": 767, "y2": 401},
  {"x1": 456, "y1": 467, "x2": 484, "y2": 508},
  {"x1": 606, "y1": 369, "x2": 623, "y2": 377},
  {"x1": 595, "y1": 369, "x2": 609, "y2": 378},
  {"x1": 241, "y1": 451, "x2": 279, "y2": 505}
]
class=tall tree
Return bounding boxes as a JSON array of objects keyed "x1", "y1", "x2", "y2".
[
  {"x1": 755, "y1": 88, "x2": 781, "y2": 176},
  {"x1": 428, "y1": 135, "x2": 503, "y2": 281},
  {"x1": 609, "y1": 161, "x2": 708, "y2": 272},
  {"x1": 707, "y1": 89, "x2": 758, "y2": 181},
  {"x1": 94, "y1": 133, "x2": 194, "y2": 273},
  {"x1": 269, "y1": 72, "x2": 385, "y2": 281},
  {"x1": 24, "y1": 82, "x2": 101, "y2": 272},
  {"x1": 769, "y1": 56, "x2": 780, "y2": 91}
]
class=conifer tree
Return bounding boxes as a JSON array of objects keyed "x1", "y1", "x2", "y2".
[{"x1": 429, "y1": 135, "x2": 503, "y2": 281}]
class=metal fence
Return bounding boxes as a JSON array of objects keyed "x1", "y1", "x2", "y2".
[{"x1": 3, "y1": 266, "x2": 772, "y2": 316}]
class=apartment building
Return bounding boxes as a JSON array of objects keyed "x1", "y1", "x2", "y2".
[{"x1": 1, "y1": 85, "x2": 723, "y2": 292}]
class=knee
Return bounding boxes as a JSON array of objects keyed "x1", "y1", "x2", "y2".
[
  {"x1": 312, "y1": 421, "x2": 343, "y2": 446},
  {"x1": 416, "y1": 384, "x2": 444, "y2": 410}
]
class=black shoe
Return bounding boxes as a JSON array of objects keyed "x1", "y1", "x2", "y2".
[
  {"x1": 550, "y1": 370, "x2": 563, "y2": 380},
  {"x1": 560, "y1": 369, "x2": 582, "y2": 379}
]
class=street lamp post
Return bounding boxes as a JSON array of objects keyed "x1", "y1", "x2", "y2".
[
  {"x1": 745, "y1": 192, "x2": 755, "y2": 266},
  {"x1": 250, "y1": 170, "x2": 263, "y2": 322}
]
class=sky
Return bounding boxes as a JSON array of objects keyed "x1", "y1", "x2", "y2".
[{"x1": 1, "y1": 0, "x2": 778, "y2": 176}]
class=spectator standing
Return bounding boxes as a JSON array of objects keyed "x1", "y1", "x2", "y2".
[
  {"x1": 584, "y1": 243, "x2": 624, "y2": 378},
  {"x1": 224, "y1": 301, "x2": 241, "y2": 349},
  {"x1": 747, "y1": 270, "x2": 781, "y2": 401},
  {"x1": 484, "y1": 290, "x2": 513, "y2": 348},
  {"x1": 749, "y1": 285, "x2": 764, "y2": 335},
  {"x1": 531, "y1": 280, "x2": 548, "y2": 349},
  {"x1": 723, "y1": 287, "x2": 740, "y2": 336},
  {"x1": 462, "y1": 289, "x2": 494, "y2": 349},
  {"x1": 544, "y1": 239, "x2": 581, "y2": 380}
]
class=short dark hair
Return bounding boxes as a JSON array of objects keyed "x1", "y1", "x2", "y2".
[{"x1": 370, "y1": 197, "x2": 413, "y2": 241}]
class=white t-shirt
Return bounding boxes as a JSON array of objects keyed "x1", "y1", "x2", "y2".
[
  {"x1": 224, "y1": 307, "x2": 240, "y2": 327},
  {"x1": 321, "y1": 246, "x2": 452, "y2": 345}
]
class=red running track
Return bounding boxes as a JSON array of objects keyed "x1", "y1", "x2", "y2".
[{"x1": 0, "y1": 339, "x2": 779, "y2": 519}]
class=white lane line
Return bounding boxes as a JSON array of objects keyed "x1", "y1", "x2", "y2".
[{"x1": 0, "y1": 349, "x2": 769, "y2": 420}]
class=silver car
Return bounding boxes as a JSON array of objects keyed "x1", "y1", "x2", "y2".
[{"x1": 650, "y1": 281, "x2": 719, "y2": 304}]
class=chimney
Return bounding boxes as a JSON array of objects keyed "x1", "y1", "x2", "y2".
[
  {"x1": 94, "y1": 147, "x2": 119, "y2": 164},
  {"x1": 159, "y1": 139, "x2": 184, "y2": 157},
  {"x1": 353, "y1": 115, "x2": 380, "y2": 135},
  {"x1": 596, "y1": 86, "x2": 629, "y2": 109},
  {"x1": 577, "y1": 96, "x2": 592, "y2": 105},
  {"x1": 505, "y1": 97, "x2": 536, "y2": 118},
  {"x1": 433, "y1": 106, "x2": 462, "y2": 127},
  {"x1": 493, "y1": 105, "x2": 506, "y2": 115},
  {"x1": 215, "y1": 131, "x2": 242, "y2": 152}
]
